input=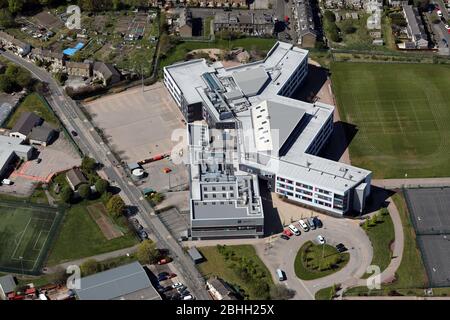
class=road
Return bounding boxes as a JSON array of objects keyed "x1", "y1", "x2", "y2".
[
  {"x1": 373, "y1": 177, "x2": 450, "y2": 189},
  {"x1": 0, "y1": 50, "x2": 210, "y2": 300}
]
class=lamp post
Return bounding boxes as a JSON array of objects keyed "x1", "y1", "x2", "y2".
[{"x1": 19, "y1": 256, "x2": 24, "y2": 275}]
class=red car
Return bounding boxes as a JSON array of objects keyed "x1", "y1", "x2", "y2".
[
  {"x1": 168, "y1": 273, "x2": 177, "y2": 279},
  {"x1": 157, "y1": 258, "x2": 172, "y2": 265},
  {"x1": 283, "y1": 228, "x2": 293, "y2": 237}
]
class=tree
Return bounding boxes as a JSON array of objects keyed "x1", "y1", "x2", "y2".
[
  {"x1": 106, "y1": 195, "x2": 125, "y2": 218},
  {"x1": 270, "y1": 284, "x2": 296, "y2": 300},
  {"x1": 324, "y1": 10, "x2": 336, "y2": 23},
  {"x1": 60, "y1": 186, "x2": 73, "y2": 203},
  {"x1": 80, "y1": 259, "x2": 99, "y2": 276},
  {"x1": 0, "y1": 74, "x2": 14, "y2": 93},
  {"x1": 0, "y1": 9, "x2": 14, "y2": 28},
  {"x1": 95, "y1": 179, "x2": 109, "y2": 195},
  {"x1": 78, "y1": 184, "x2": 91, "y2": 200},
  {"x1": 370, "y1": 213, "x2": 379, "y2": 226},
  {"x1": 81, "y1": 156, "x2": 96, "y2": 173},
  {"x1": 136, "y1": 240, "x2": 159, "y2": 264},
  {"x1": 8, "y1": 0, "x2": 23, "y2": 14}
]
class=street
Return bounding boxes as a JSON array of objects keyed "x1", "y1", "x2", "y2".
[{"x1": 0, "y1": 50, "x2": 211, "y2": 300}]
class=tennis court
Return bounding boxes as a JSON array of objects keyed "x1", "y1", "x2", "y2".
[
  {"x1": 0, "y1": 200, "x2": 63, "y2": 274},
  {"x1": 404, "y1": 188, "x2": 450, "y2": 287}
]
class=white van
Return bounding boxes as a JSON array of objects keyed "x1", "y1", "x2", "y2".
[
  {"x1": 276, "y1": 269, "x2": 285, "y2": 281},
  {"x1": 298, "y1": 219, "x2": 309, "y2": 232},
  {"x1": 183, "y1": 294, "x2": 194, "y2": 300},
  {"x1": 288, "y1": 224, "x2": 300, "y2": 236},
  {"x1": 2, "y1": 179, "x2": 12, "y2": 185}
]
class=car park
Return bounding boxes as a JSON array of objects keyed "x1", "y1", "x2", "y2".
[
  {"x1": 313, "y1": 217, "x2": 323, "y2": 228},
  {"x1": 280, "y1": 234, "x2": 290, "y2": 240},
  {"x1": 307, "y1": 217, "x2": 316, "y2": 230},
  {"x1": 298, "y1": 219, "x2": 310, "y2": 232},
  {"x1": 316, "y1": 235, "x2": 325, "y2": 245},
  {"x1": 288, "y1": 224, "x2": 300, "y2": 236}
]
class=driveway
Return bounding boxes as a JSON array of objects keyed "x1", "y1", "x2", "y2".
[{"x1": 255, "y1": 216, "x2": 373, "y2": 300}]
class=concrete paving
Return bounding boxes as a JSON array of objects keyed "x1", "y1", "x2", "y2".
[{"x1": 84, "y1": 82, "x2": 185, "y2": 163}]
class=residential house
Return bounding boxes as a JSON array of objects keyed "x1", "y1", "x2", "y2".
[
  {"x1": 9, "y1": 112, "x2": 43, "y2": 140},
  {"x1": 0, "y1": 275, "x2": 16, "y2": 300},
  {"x1": 207, "y1": 277, "x2": 237, "y2": 300},
  {"x1": 177, "y1": 8, "x2": 193, "y2": 37},
  {"x1": 65, "y1": 168, "x2": 88, "y2": 191},
  {"x1": 403, "y1": 5, "x2": 429, "y2": 49},
  {"x1": 66, "y1": 61, "x2": 92, "y2": 77},
  {"x1": 30, "y1": 48, "x2": 65, "y2": 71},
  {"x1": 0, "y1": 31, "x2": 31, "y2": 56},
  {"x1": 294, "y1": 0, "x2": 318, "y2": 48},
  {"x1": 93, "y1": 62, "x2": 121, "y2": 86},
  {"x1": 28, "y1": 123, "x2": 56, "y2": 147},
  {"x1": 214, "y1": 11, "x2": 274, "y2": 36},
  {"x1": 74, "y1": 262, "x2": 162, "y2": 300},
  {"x1": 344, "y1": 0, "x2": 363, "y2": 9},
  {"x1": 388, "y1": 0, "x2": 408, "y2": 7}
]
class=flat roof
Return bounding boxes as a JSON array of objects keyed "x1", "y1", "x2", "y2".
[
  {"x1": 232, "y1": 67, "x2": 269, "y2": 96},
  {"x1": 0, "y1": 135, "x2": 32, "y2": 171},
  {"x1": 74, "y1": 262, "x2": 160, "y2": 300}
]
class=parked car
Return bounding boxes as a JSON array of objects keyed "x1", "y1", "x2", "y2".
[
  {"x1": 336, "y1": 243, "x2": 347, "y2": 253},
  {"x1": 71, "y1": 130, "x2": 78, "y2": 137},
  {"x1": 307, "y1": 217, "x2": 316, "y2": 230},
  {"x1": 176, "y1": 285, "x2": 187, "y2": 293},
  {"x1": 182, "y1": 294, "x2": 194, "y2": 300},
  {"x1": 168, "y1": 273, "x2": 177, "y2": 279},
  {"x1": 171, "y1": 282, "x2": 183, "y2": 289},
  {"x1": 445, "y1": 24, "x2": 450, "y2": 30},
  {"x1": 288, "y1": 224, "x2": 300, "y2": 236},
  {"x1": 158, "y1": 274, "x2": 168, "y2": 282},
  {"x1": 316, "y1": 235, "x2": 325, "y2": 245},
  {"x1": 298, "y1": 219, "x2": 309, "y2": 232},
  {"x1": 283, "y1": 228, "x2": 293, "y2": 237},
  {"x1": 158, "y1": 272, "x2": 169, "y2": 277},
  {"x1": 313, "y1": 217, "x2": 323, "y2": 228},
  {"x1": 36, "y1": 158, "x2": 42, "y2": 164},
  {"x1": 158, "y1": 258, "x2": 172, "y2": 265},
  {"x1": 276, "y1": 268, "x2": 286, "y2": 281},
  {"x1": 280, "y1": 234, "x2": 290, "y2": 240},
  {"x1": 139, "y1": 230, "x2": 148, "y2": 240}
]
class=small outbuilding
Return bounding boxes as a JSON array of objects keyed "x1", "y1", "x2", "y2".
[
  {"x1": 66, "y1": 168, "x2": 88, "y2": 191},
  {"x1": 187, "y1": 246, "x2": 204, "y2": 264}
]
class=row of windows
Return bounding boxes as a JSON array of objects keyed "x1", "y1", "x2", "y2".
[
  {"x1": 203, "y1": 185, "x2": 234, "y2": 192},
  {"x1": 315, "y1": 199, "x2": 332, "y2": 208}
]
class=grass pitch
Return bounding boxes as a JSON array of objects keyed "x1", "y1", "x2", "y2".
[
  {"x1": 0, "y1": 201, "x2": 60, "y2": 274},
  {"x1": 331, "y1": 62, "x2": 450, "y2": 178}
]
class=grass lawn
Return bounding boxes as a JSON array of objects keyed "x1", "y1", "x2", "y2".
[
  {"x1": 159, "y1": 37, "x2": 277, "y2": 71},
  {"x1": 46, "y1": 203, "x2": 138, "y2": 266},
  {"x1": 361, "y1": 210, "x2": 395, "y2": 279},
  {"x1": 5, "y1": 93, "x2": 59, "y2": 129},
  {"x1": 315, "y1": 285, "x2": 339, "y2": 300},
  {"x1": 344, "y1": 193, "x2": 430, "y2": 297},
  {"x1": 294, "y1": 241, "x2": 350, "y2": 280},
  {"x1": 332, "y1": 62, "x2": 450, "y2": 178},
  {"x1": 197, "y1": 245, "x2": 274, "y2": 300}
]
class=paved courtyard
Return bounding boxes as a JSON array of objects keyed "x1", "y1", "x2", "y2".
[{"x1": 84, "y1": 82, "x2": 185, "y2": 163}]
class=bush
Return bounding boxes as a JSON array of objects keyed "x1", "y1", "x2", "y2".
[
  {"x1": 78, "y1": 184, "x2": 91, "y2": 200},
  {"x1": 95, "y1": 179, "x2": 109, "y2": 195},
  {"x1": 80, "y1": 259, "x2": 99, "y2": 276},
  {"x1": 106, "y1": 195, "x2": 125, "y2": 218},
  {"x1": 136, "y1": 240, "x2": 160, "y2": 264},
  {"x1": 60, "y1": 186, "x2": 74, "y2": 203},
  {"x1": 324, "y1": 10, "x2": 336, "y2": 23}
]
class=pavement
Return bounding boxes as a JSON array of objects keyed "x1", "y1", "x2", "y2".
[
  {"x1": 0, "y1": 50, "x2": 211, "y2": 300},
  {"x1": 373, "y1": 177, "x2": 450, "y2": 189}
]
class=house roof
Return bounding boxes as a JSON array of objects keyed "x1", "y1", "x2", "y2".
[
  {"x1": 11, "y1": 112, "x2": 42, "y2": 136},
  {"x1": 29, "y1": 123, "x2": 55, "y2": 142},
  {"x1": 74, "y1": 262, "x2": 161, "y2": 300},
  {"x1": 66, "y1": 61, "x2": 92, "y2": 69},
  {"x1": 0, "y1": 275, "x2": 16, "y2": 294},
  {"x1": 66, "y1": 168, "x2": 87, "y2": 187},
  {"x1": 93, "y1": 62, "x2": 121, "y2": 80},
  {"x1": 208, "y1": 277, "x2": 236, "y2": 300}
]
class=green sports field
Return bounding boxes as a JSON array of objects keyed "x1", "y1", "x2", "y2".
[
  {"x1": 0, "y1": 201, "x2": 62, "y2": 274},
  {"x1": 332, "y1": 62, "x2": 450, "y2": 178}
]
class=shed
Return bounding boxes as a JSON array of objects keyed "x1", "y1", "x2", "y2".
[
  {"x1": 66, "y1": 168, "x2": 88, "y2": 191},
  {"x1": 187, "y1": 247, "x2": 204, "y2": 264},
  {"x1": 0, "y1": 275, "x2": 16, "y2": 300}
]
